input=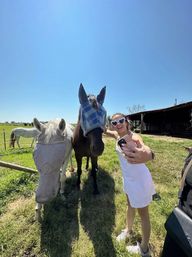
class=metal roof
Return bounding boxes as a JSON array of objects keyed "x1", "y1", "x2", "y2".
[{"x1": 128, "y1": 101, "x2": 192, "y2": 117}]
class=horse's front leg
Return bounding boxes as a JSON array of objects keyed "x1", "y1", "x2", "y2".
[
  {"x1": 31, "y1": 138, "x2": 35, "y2": 147},
  {"x1": 60, "y1": 149, "x2": 72, "y2": 195},
  {"x1": 69, "y1": 155, "x2": 75, "y2": 173},
  {"x1": 60, "y1": 162, "x2": 67, "y2": 196},
  {"x1": 76, "y1": 155, "x2": 82, "y2": 190},
  {"x1": 35, "y1": 202, "x2": 43, "y2": 222},
  {"x1": 91, "y1": 156, "x2": 99, "y2": 194},
  {"x1": 12, "y1": 139, "x2": 15, "y2": 148},
  {"x1": 16, "y1": 137, "x2": 20, "y2": 148}
]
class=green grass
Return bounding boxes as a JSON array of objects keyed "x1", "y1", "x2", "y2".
[{"x1": 0, "y1": 132, "x2": 191, "y2": 257}]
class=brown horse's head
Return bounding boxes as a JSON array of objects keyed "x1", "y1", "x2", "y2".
[
  {"x1": 78, "y1": 83, "x2": 106, "y2": 156},
  {"x1": 87, "y1": 127, "x2": 104, "y2": 157}
]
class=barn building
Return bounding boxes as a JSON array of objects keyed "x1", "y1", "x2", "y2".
[{"x1": 128, "y1": 101, "x2": 192, "y2": 138}]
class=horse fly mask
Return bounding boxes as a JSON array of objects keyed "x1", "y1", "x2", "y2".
[
  {"x1": 33, "y1": 142, "x2": 67, "y2": 203},
  {"x1": 80, "y1": 99, "x2": 106, "y2": 136}
]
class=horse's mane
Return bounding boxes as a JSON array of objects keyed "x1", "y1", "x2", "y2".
[
  {"x1": 73, "y1": 106, "x2": 89, "y2": 145},
  {"x1": 72, "y1": 120, "x2": 85, "y2": 146},
  {"x1": 87, "y1": 94, "x2": 99, "y2": 109},
  {"x1": 39, "y1": 119, "x2": 74, "y2": 144}
]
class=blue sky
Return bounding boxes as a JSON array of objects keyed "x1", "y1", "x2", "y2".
[{"x1": 0, "y1": 0, "x2": 192, "y2": 123}]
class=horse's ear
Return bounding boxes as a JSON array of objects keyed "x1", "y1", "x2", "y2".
[
  {"x1": 97, "y1": 86, "x2": 106, "y2": 105},
  {"x1": 79, "y1": 83, "x2": 88, "y2": 104},
  {"x1": 59, "y1": 119, "x2": 66, "y2": 131},
  {"x1": 33, "y1": 118, "x2": 43, "y2": 131}
]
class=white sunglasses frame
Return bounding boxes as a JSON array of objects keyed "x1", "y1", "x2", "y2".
[{"x1": 111, "y1": 117, "x2": 126, "y2": 126}]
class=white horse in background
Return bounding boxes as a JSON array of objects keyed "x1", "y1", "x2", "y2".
[
  {"x1": 9, "y1": 127, "x2": 40, "y2": 148},
  {"x1": 33, "y1": 118, "x2": 74, "y2": 221}
]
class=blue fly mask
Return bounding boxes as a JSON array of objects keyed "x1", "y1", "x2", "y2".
[
  {"x1": 79, "y1": 84, "x2": 107, "y2": 136},
  {"x1": 80, "y1": 101, "x2": 106, "y2": 136}
]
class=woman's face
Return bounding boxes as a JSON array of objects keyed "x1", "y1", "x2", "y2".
[{"x1": 111, "y1": 114, "x2": 128, "y2": 136}]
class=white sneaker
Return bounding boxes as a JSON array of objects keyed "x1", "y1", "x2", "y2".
[
  {"x1": 116, "y1": 229, "x2": 132, "y2": 242},
  {"x1": 126, "y1": 242, "x2": 151, "y2": 257}
]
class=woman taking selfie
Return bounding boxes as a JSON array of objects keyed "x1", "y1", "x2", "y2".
[{"x1": 105, "y1": 113, "x2": 155, "y2": 257}]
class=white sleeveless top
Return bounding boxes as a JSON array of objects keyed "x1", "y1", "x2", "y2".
[{"x1": 116, "y1": 143, "x2": 156, "y2": 208}]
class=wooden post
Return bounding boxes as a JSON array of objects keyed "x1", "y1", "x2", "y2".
[
  {"x1": 3, "y1": 129, "x2": 6, "y2": 150},
  {"x1": 140, "y1": 113, "x2": 144, "y2": 133},
  {"x1": 0, "y1": 160, "x2": 38, "y2": 174}
]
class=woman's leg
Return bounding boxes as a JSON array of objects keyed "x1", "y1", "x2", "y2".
[
  {"x1": 137, "y1": 205, "x2": 151, "y2": 252},
  {"x1": 126, "y1": 194, "x2": 136, "y2": 233},
  {"x1": 117, "y1": 195, "x2": 136, "y2": 241}
]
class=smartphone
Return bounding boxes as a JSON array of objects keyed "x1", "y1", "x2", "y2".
[{"x1": 118, "y1": 138, "x2": 126, "y2": 148}]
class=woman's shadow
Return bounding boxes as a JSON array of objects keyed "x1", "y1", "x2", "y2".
[
  {"x1": 40, "y1": 175, "x2": 79, "y2": 257},
  {"x1": 80, "y1": 168, "x2": 116, "y2": 257}
]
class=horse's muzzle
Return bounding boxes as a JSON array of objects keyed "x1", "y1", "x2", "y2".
[
  {"x1": 90, "y1": 142, "x2": 104, "y2": 157},
  {"x1": 35, "y1": 170, "x2": 60, "y2": 203}
]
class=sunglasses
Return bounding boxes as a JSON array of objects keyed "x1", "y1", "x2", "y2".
[{"x1": 111, "y1": 117, "x2": 126, "y2": 126}]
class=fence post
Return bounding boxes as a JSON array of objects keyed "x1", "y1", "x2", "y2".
[{"x1": 3, "y1": 129, "x2": 6, "y2": 150}]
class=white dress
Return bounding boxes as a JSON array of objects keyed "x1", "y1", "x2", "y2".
[{"x1": 116, "y1": 143, "x2": 156, "y2": 208}]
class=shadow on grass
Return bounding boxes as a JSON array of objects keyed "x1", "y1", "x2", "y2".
[
  {"x1": 40, "y1": 175, "x2": 79, "y2": 257},
  {"x1": 40, "y1": 168, "x2": 116, "y2": 257},
  {"x1": 80, "y1": 168, "x2": 116, "y2": 257}
]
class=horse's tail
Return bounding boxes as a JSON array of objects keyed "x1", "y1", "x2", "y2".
[{"x1": 9, "y1": 131, "x2": 16, "y2": 148}]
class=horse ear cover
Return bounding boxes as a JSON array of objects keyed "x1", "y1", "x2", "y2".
[
  {"x1": 79, "y1": 83, "x2": 88, "y2": 104},
  {"x1": 97, "y1": 86, "x2": 106, "y2": 105}
]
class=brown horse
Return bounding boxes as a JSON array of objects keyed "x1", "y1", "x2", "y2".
[{"x1": 73, "y1": 84, "x2": 107, "y2": 194}]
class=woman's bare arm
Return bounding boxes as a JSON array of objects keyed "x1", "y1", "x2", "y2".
[{"x1": 104, "y1": 129, "x2": 119, "y2": 140}]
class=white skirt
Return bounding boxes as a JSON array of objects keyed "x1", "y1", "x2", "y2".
[{"x1": 117, "y1": 151, "x2": 156, "y2": 208}]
